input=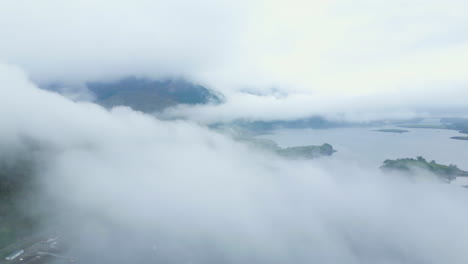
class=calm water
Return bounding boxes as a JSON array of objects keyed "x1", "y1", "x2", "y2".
[{"x1": 260, "y1": 127, "x2": 468, "y2": 170}]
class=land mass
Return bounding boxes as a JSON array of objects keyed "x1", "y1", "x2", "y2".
[
  {"x1": 398, "y1": 124, "x2": 447, "y2": 129},
  {"x1": 450, "y1": 136, "x2": 468, "y2": 141},
  {"x1": 380, "y1": 156, "x2": 468, "y2": 182},
  {"x1": 242, "y1": 138, "x2": 336, "y2": 159},
  {"x1": 399, "y1": 118, "x2": 468, "y2": 134},
  {"x1": 88, "y1": 77, "x2": 223, "y2": 112},
  {"x1": 45, "y1": 77, "x2": 223, "y2": 113},
  {"x1": 276, "y1": 144, "x2": 336, "y2": 159},
  {"x1": 373, "y1": 129, "x2": 409, "y2": 133},
  {"x1": 441, "y1": 118, "x2": 468, "y2": 134}
]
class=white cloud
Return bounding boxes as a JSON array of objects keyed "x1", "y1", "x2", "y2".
[
  {"x1": 1, "y1": 0, "x2": 467, "y2": 120},
  {"x1": 1, "y1": 62, "x2": 468, "y2": 263},
  {"x1": 0, "y1": 0, "x2": 246, "y2": 82},
  {"x1": 165, "y1": 84, "x2": 468, "y2": 123}
]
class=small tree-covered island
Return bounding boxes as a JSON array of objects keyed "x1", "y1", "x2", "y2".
[
  {"x1": 373, "y1": 129, "x2": 409, "y2": 133},
  {"x1": 276, "y1": 144, "x2": 336, "y2": 159},
  {"x1": 241, "y1": 138, "x2": 336, "y2": 159},
  {"x1": 380, "y1": 156, "x2": 468, "y2": 182}
]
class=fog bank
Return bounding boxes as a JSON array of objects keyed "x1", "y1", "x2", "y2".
[{"x1": 1, "y1": 64, "x2": 468, "y2": 263}]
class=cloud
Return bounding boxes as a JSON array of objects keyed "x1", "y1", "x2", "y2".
[
  {"x1": 164, "y1": 84, "x2": 468, "y2": 123},
  {"x1": 2, "y1": 0, "x2": 467, "y2": 122},
  {"x1": 1, "y1": 63, "x2": 468, "y2": 263},
  {"x1": 192, "y1": 0, "x2": 468, "y2": 94},
  {"x1": 0, "y1": 0, "x2": 246, "y2": 83}
]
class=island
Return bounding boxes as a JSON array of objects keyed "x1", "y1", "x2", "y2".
[
  {"x1": 240, "y1": 138, "x2": 336, "y2": 159},
  {"x1": 276, "y1": 144, "x2": 336, "y2": 159},
  {"x1": 373, "y1": 129, "x2": 409, "y2": 133},
  {"x1": 380, "y1": 156, "x2": 468, "y2": 182},
  {"x1": 398, "y1": 124, "x2": 447, "y2": 129}
]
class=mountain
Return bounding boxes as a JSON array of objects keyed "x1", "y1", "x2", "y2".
[{"x1": 86, "y1": 77, "x2": 223, "y2": 113}]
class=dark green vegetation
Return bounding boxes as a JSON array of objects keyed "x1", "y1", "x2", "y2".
[
  {"x1": 217, "y1": 122, "x2": 337, "y2": 160},
  {"x1": 85, "y1": 77, "x2": 223, "y2": 112},
  {"x1": 373, "y1": 129, "x2": 409, "y2": 133},
  {"x1": 276, "y1": 144, "x2": 336, "y2": 159},
  {"x1": 241, "y1": 138, "x2": 336, "y2": 159},
  {"x1": 0, "y1": 158, "x2": 37, "y2": 249},
  {"x1": 451, "y1": 136, "x2": 468, "y2": 141},
  {"x1": 380, "y1": 156, "x2": 468, "y2": 182}
]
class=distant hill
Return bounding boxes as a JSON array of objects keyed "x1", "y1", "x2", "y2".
[
  {"x1": 442, "y1": 118, "x2": 468, "y2": 134},
  {"x1": 85, "y1": 77, "x2": 223, "y2": 113}
]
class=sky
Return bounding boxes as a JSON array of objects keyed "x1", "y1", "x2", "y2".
[{"x1": 1, "y1": 0, "x2": 468, "y2": 122}]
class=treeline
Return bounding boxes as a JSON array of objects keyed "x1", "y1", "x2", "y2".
[{"x1": 381, "y1": 156, "x2": 468, "y2": 182}]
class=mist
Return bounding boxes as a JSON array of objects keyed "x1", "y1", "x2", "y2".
[
  {"x1": 1, "y1": 63, "x2": 468, "y2": 263},
  {"x1": 1, "y1": 0, "x2": 468, "y2": 263}
]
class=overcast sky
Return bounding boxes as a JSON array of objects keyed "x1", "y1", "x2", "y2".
[{"x1": 1, "y1": 0, "x2": 467, "y2": 121}]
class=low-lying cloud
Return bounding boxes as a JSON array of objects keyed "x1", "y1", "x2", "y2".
[
  {"x1": 1, "y1": 63, "x2": 468, "y2": 263},
  {"x1": 164, "y1": 85, "x2": 468, "y2": 123}
]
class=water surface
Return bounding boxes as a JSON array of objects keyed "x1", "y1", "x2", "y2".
[{"x1": 260, "y1": 127, "x2": 468, "y2": 170}]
